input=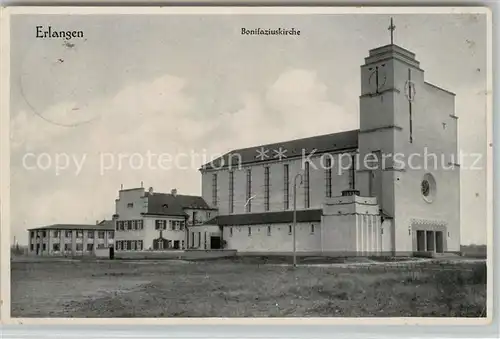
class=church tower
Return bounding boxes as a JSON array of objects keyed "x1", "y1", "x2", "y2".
[{"x1": 356, "y1": 19, "x2": 461, "y2": 255}]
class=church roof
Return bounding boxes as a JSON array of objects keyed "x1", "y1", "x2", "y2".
[
  {"x1": 200, "y1": 129, "x2": 359, "y2": 170},
  {"x1": 203, "y1": 209, "x2": 322, "y2": 226}
]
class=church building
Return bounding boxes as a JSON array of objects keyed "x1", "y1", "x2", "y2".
[{"x1": 196, "y1": 25, "x2": 461, "y2": 256}]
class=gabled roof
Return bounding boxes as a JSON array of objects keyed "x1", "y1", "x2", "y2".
[
  {"x1": 200, "y1": 130, "x2": 359, "y2": 170},
  {"x1": 203, "y1": 209, "x2": 322, "y2": 226},
  {"x1": 28, "y1": 220, "x2": 114, "y2": 231},
  {"x1": 143, "y1": 192, "x2": 214, "y2": 217}
]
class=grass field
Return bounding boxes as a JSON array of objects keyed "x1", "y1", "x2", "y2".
[{"x1": 11, "y1": 257, "x2": 486, "y2": 318}]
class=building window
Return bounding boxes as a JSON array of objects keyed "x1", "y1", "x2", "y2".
[
  {"x1": 30, "y1": 231, "x2": 34, "y2": 238},
  {"x1": 311, "y1": 224, "x2": 315, "y2": 234},
  {"x1": 123, "y1": 241, "x2": 128, "y2": 251},
  {"x1": 212, "y1": 173, "x2": 218, "y2": 206},
  {"x1": 180, "y1": 221, "x2": 185, "y2": 230},
  {"x1": 198, "y1": 232, "x2": 201, "y2": 247},
  {"x1": 76, "y1": 243, "x2": 83, "y2": 251},
  {"x1": 64, "y1": 244, "x2": 71, "y2": 251},
  {"x1": 267, "y1": 226, "x2": 271, "y2": 236},
  {"x1": 87, "y1": 243, "x2": 93, "y2": 252},
  {"x1": 52, "y1": 230, "x2": 59, "y2": 238},
  {"x1": 88, "y1": 231, "x2": 94, "y2": 238},
  {"x1": 349, "y1": 154, "x2": 356, "y2": 189},
  {"x1": 304, "y1": 161, "x2": 310, "y2": 208},
  {"x1": 264, "y1": 166, "x2": 270, "y2": 211},
  {"x1": 98, "y1": 231, "x2": 105, "y2": 239},
  {"x1": 229, "y1": 171, "x2": 234, "y2": 213},
  {"x1": 284, "y1": 164, "x2": 289, "y2": 210},
  {"x1": 127, "y1": 203, "x2": 134, "y2": 208},
  {"x1": 139, "y1": 220, "x2": 144, "y2": 230},
  {"x1": 173, "y1": 221, "x2": 181, "y2": 231},
  {"x1": 246, "y1": 169, "x2": 252, "y2": 212},
  {"x1": 76, "y1": 230, "x2": 83, "y2": 238},
  {"x1": 42, "y1": 243, "x2": 46, "y2": 251},
  {"x1": 53, "y1": 243, "x2": 60, "y2": 252},
  {"x1": 288, "y1": 225, "x2": 292, "y2": 235},
  {"x1": 131, "y1": 241, "x2": 136, "y2": 251},
  {"x1": 30, "y1": 244, "x2": 34, "y2": 251},
  {"x1": 42, "y1": 231, "x2": 47, "y2": 238},
  {"x1": 138, "y1": 240, "x2": 143, "y2": 251},
  {"x1": 325, "y1": 156, "x2": 332, "y2": 198},
  {"x1": 108, "y1": 231, "x2": 114, "y2": 239},
  {"x1": 116, "y1": 241, "x2": 122, "y2": 250},
  {"x1": 65, "y1": 230, "x2": 72, "y2": 238},
  {"x1": 155, "y1": 220, "x2": 168, "y2": 230},
  {"x1": 248, "y1": 227, "x2": 252, "y2": 236}
]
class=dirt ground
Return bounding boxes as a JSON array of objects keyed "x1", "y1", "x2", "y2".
[{"x1": 10, "y1": 257, "x2": 487, "y2": 317}]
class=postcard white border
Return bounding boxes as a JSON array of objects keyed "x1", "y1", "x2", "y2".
[{"x1": 0, "y1": 5, "x2": 493, "y2": 327}]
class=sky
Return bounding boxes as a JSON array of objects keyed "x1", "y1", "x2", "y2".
[{"x1": 9, "y1": 12, "x2": 488, "y2": 245}]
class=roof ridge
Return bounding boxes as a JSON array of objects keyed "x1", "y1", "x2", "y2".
[{"x1": 223, "y1": 129, "x2": 359, "y2": 153}]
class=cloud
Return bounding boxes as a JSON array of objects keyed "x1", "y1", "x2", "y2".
[{"x1": 11, "y1": 69, "x2": 351, "y2": 243}]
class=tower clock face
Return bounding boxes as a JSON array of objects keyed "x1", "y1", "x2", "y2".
[{"x1": 368, "y1": 64, "x2": 387, "y2": 92}]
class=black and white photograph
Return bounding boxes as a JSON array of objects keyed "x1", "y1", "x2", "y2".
[{"x1": 1, "y1": 6, "x2": 492, "y2": 321}]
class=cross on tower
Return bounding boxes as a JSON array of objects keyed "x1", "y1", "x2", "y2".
[{"x1": 388, "y1": 17, "x2": 396, "y2": 45}]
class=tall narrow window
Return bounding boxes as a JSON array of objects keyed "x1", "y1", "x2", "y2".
[
  {"x1": 283, "y1": 164, "x2": 289, "y2": 210},
  {"x1": 212, "y1": 173, "x2": 218, "y2": 206},
  {"x1": 229, "y1": 171, "x2": 234, "y2": 213},
  {"x1": 349, "y1": 154, "x2": 356, "y2": 189},
  {"x1": 248, "y1": 227, "x2": 252, "y2": 236},
  {"x1": 267, "y1": 226, "x2": 271, "y2": 236},
  {"x1": 264, "y1": 166, "x2": 270, "y2": 211},
  {"x1": 304, "y1": 161, "x2": 310, "y2": 208},
  {"x1": 246, "y1": 169, "x2": 252, "y2": 213},
  {"x1": 325, "y1": 157, "x2": 332, "y2": 198}
]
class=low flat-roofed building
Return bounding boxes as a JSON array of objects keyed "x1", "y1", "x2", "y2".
[{"x1": 28, "y1": 220, "x2": 114, "y2": 256}]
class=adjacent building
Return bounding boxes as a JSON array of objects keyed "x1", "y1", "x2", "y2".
[
  {"x1": 113, "y1": 187, "x2": 218, "y2": 252},
  {"x1": 28, "y1": 220, "x2": 114, "y2": 256}
]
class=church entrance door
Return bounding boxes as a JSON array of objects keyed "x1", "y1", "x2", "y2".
[
  {"x1": 416, "y1": 230, "x2": 426, "y2": 252},
  {"x1": 426, "y1": 231, "x2": 435, "y2": 252},
  {"x1": 435, "y1": 231, "x2": 444, "y2": 253}
]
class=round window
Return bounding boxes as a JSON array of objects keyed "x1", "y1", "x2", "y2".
[{"x1": 421, "y1": 173, "x2": 436, "y2": 203}]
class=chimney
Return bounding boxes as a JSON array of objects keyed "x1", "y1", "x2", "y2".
[
  {"x1": 148, "y1": 187, "x2": 154, "y2": 195},
  {"x1": 120, "y1": 184, "x2": 123, "y2": 190},
  {"x1": 96, "y1": 220, "x2": 99, "y2": 225},
  {"x1": 171, "y1": 188, "x2": 177, "y2": 196},
  {"x1": 141, "y1": 181, "x2": 144, "y2": 188}
]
